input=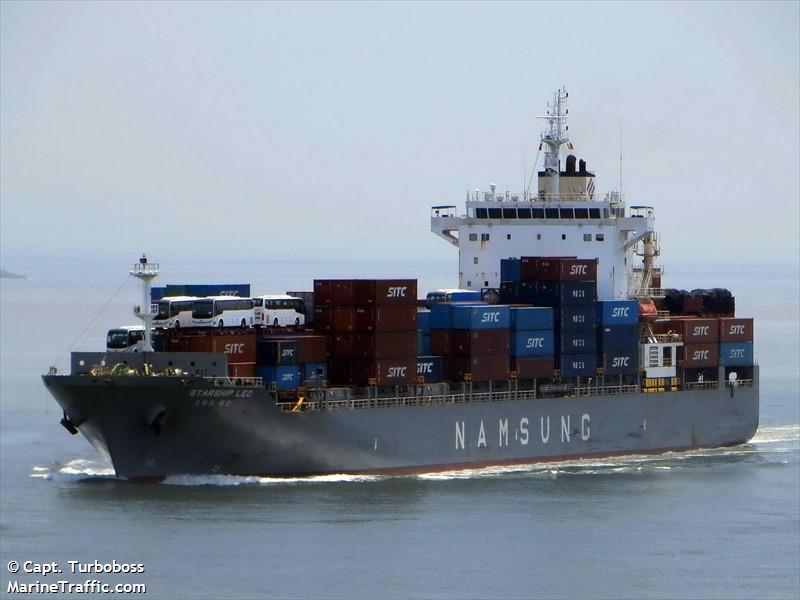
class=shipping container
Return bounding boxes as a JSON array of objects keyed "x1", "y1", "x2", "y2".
[
  {"x1": 448, "y1": 329, "x2": 511, "y2": 356},
  {"x1": 538, "y1": 258, "x2": 597, "y2": 282},
  {"x1": 417, "y1": 356, "x2": 445, "y2": 382},
  {"x1": 352, "y1": 332, "x2": 417, "y2": 359},
  {"x1": 313, "y1": 280, "x2": 334, "y2": 306},
  {"x1": 558, "y1": 353, "x2": 597, "y2": 378},
  {"x1": 430, "y1": 303, "x2": 453, "y2": 329},
  {"x1": 679, "y1": 343, "x2": 719, "y2": 368},
  {"x1": 512, "y1": 330, "x2": 555, "y2": 357},
  {"x1": 558, "y1": 306, "x2": 597, "y2": 332},
  {"x1": 256, "y1": 339, "x2": 299, "y2": 365},
  {"x1": 430, "y1": 330, "x2": 454, "y2": 355},
  {"x1": 558, "y1": 331, "x2": 598, "y2": 355},
  {"x1": 536, "y1": 281, "x2": 597, "y2": 307},
  {"x1": 501, "y1": 258, "x2": 522, "y2": 283},
  {"x1": 353, "y1": 306, "x2": 417, "y2": 332},
  {"x1": 228, "y1": 363, "x2": 257, "y2": 378},
  {"x1": 451, "y1": 305, "x2": 511, "y2": 330},
  {"x1": 302, "y1": 362, "x2": 328, "y2": 383},
  {"x1": 353, "y1": 280, "x2": 418, "y2": 306},
  {"x1": 348, "y1": 358, "x2": 417, "y2": 386},
  {"x1": 597, "y1": 300, "x2": 640, "y2": 326},
  {"x1": 417, "y1": 309, "x2": 431, "y2": 333},
  {"x1": 328, "y1": 333, "x2": 356, "y2": 359},
  {"x1": 313, "y1": 306, "x2": 356, "y2": 332},
  {"x1": 512, "y1": 356, "x2": 555, "y2": 379},
  {"x1": 719, "y1": 342, "x2": 754, "y2": 366},
  {"x1": 598, "y1": 325, "x2": 639, "y2": 350},
  {"x1": 182, "y1": 284, "x2": 250, "y2": 298},
  {"x1": 445, "y1": 355, "x2": 510, "y2": 382},
  {"x1": 510, "y1": 306, "x2": 554, "y2": 330},
  {"x1": 257, "y1": 365, "x2": 302, "y2": 390},
  {"x1": 719, "y1": 318, "x2": 754, "y2": 343},
  {"x1": 673, "y1": 318, "x2": 720, "y2": 344},
  {"x1": 208, "y1": 333, "x2": 257, "y2": 363},
  {"x1": 417, "y1": 331, "x2": 432, "y2": 355},
  {"x1": 600, "y1": 348, "x2": 639, "y2": 375},
  {"x1": 499, "y1": 280, "x2": 539, "y2": 304}
]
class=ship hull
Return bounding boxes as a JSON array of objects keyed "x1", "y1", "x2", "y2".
[{"x1": 42, "y1": 370, "x2": 759, "y2": 480}]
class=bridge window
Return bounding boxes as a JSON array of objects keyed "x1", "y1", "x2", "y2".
[
  {"x1": 476, "y1": 208, "x2": 488, "y2": 219},
  {"x1": 517, "y1": 208, "x2": 532, "y2": 218},
  {"x1": 560, "y1": 208, "x2": 575, "y2": 219},
  {"x1": 589, "y1": 208, "x2": 601, "y2": 219},
  {"x1": 502, "y1": 208, "x2": 517, "y2": 219},
  {"x1": 532, "y1": 208, "x2": 545, "y2": 219},
  {"x1": 545, "y1": 208, "x2": 559, "y2": 219},
  {"x1": 468, "y1": 233, "x2": 478, "y2": 241},
  {"x1": 596, "y1": 233, "x2": 605, "y2": 241},
  {"x1": 488, "y1": 208, "x2": 502, "y2": 219},
  {"x1": 574, "y1": 208, "x2": 589, "y2": 219}
]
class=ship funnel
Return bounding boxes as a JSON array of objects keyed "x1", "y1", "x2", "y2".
[{"x1": 566, "y1": 154, "x2": 577, "y2": 174}]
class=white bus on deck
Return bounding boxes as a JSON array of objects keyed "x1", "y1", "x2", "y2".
[
  {"x1": 191, "y1": 296, "x2": 255, "y2": 329},
  {"x1": 253, "y1": 295, "x2": 306, "y2": 327},
  {"x1": 153, "y1": 296, "x2": 201, "y2": 329},
  {"x1": 106, "y1": 326, "x2": 145, "y2": 352}
]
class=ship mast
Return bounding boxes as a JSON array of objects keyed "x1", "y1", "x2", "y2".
[
  {"x1": 537, "y1": 87, "x2": 570, "y2": 198},
  {"x1": 130, "y1": 255, "x2": 159, "y2": 352}
]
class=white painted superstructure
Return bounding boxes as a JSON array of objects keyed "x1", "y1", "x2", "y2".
[{"x1": 431, "y1": 88, "x2": 661, "y2": 300}]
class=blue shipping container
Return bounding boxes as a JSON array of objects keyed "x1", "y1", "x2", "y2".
[
  {"x1": 501, "y1": 258, "x2": 522, "y2": 283},
  {"x1": 512, "y1": 330, "x2": 555, "y2": 357},
  {"x1": 719, "y1": 342, "x2": 754, "y2": 366},
  {"x1": 429, "y1": 304, "x2": 452, "y2": 329},
  {"x1": 449, "y1": 291, "x2": 482, "y2": 302},
  {"x1": 558, "y1": 306, "x2": 597, "y2": 332},
  {"x1": 559, "y1": 353, "x2": 597, "y2": 378},
  {"x1": 417, "y1": 332, "x2": 432, "y2": 355},
  {"x1": 303, "y1": 363, "x2": 328, "y2": 382},
  {"x1": 601, "y1": 348, "x2": 639, "y2": 375},
  {"x1": 510, "y1": 306, "x2": 554, "y2": 330},
  {"x1": 559, "y1": 331, "x2": 598, "y2": 355},
  {"x1": 598, "y1": 325, "x2": 639, "y2": 350},
  {"x1": 417, "y1": 356, "x2": 445, "y2": 382},
  {"x1": 597, "y1": 300, "x2": 640, "y2": 326},
  {"x1": 417, "y1": 310, "x2": 431, "y2": 333},
  {"x1": 451, "y1": 305, "x2": 511, "y2": 330},
  {"x1": 257, "y1": 365, "x2": 302, "y2": 390},
  {"x1": 537, "y1": 281, "x2": 597, "y2": 307},
  {"x1": 151, "y1": 286, "x2": 167, "y2": 302}
]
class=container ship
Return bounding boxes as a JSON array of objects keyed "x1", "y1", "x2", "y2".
[{"x1": 42, "y1": 89, "x2": 759, "y2": 480}]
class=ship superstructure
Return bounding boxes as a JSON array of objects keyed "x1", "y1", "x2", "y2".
[{"x1": 431, "y1": 88, "x2": 661, "y2": 300}]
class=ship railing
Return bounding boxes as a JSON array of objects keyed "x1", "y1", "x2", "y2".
[
  {"x1": 466, "y1": 191, "x2": 600, "y2": 203},
  {"x1": 275, "y1": 381, "x2": 641, "y2": 413},
  {"x1": 632, "y1": 288, "x2": 667, "y2": 299},
  {"x1": 685, "y1": 381, "x2": 720, "y2": 391},
  {"x1": 431, "y1": 205, "x2": 458, "y2": 219},
  {"x1": 641, "y1": 333, "x2": 683, "y2": 344},
  {"x1": 204, "y1": 376, "x2": 263, "y2": 387},
  {"x1": 725, "y1": 379, "x2": 753, "y2": 389}
]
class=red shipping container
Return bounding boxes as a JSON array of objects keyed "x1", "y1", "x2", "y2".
[
  {"x1": 679, "y1": 343, "x2": 719, "y2": 368},
  {"x1": 353, "y1": 306, "x2": 417, "y2": 332},
  {"x1": 448, "y1": 329, "x2": 511, "y2": 356},
  {"x1": 329, "y1": 333, "x2": 356, "y2": 359},
  {"x1": 352, "y1": 332, "x2": 417, "y2": 359},
  {"x1": 209, "y1": 332, "x2": 257, "y2": 363},
  {"x1": 445, "y1": 355, "x2": 509, "y2": 382},
  {"x1": 328, "y1": 359, "x2": 352, "y2": 385},
  {"x1": 354, "y1": 280, "x2": 418, "y2": 307},
  {"x1": 719, "y1": 318, "x2": 754, "y2": 342},
  {"x1": 678, "y1": 318, "x2": 719, "y2": 343},
  {"x1": 228, "y1": 363, "x2": 256, "y2": 378},
  {"x1": 431, "y1": 330, "x2": 454, "y2": 355},
  {"x1": 350, "y1": 358, "x2": 417, "y2": 386},
  {"x1": 313, "y1": 280, "x2": 335, "y2": 306},
  {"x1": 313, "y1": 306, "x2": 356, "y2": 332},
  {"x1": 538, "y1": 258, "x2": 597, "y2": 282},
  {"x1": 512, "y1": 356, "x2": 555, "y2": 379}
]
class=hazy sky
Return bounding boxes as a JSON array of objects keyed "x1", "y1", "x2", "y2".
[{"x1": 1, "y1": 1, "x2": 798, "y2": 269}]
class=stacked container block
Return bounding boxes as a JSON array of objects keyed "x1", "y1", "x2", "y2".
[
  {"x1": 256, "y1": 334, "x2": 328, "y2": 390},
  {"x1": 596, "y1": 300, "x2": 640, "y2": 375},
  {"x1": 314, "y1": 279, "x2": 418, "y2": 386},
  {"x1": 510, "y1": 306, "x2": 555, "y2": 379}
]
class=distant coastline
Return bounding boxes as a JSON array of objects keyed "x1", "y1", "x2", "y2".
[{"x1": 0, "y1": 269, "x2": 27, "y2": 280}]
